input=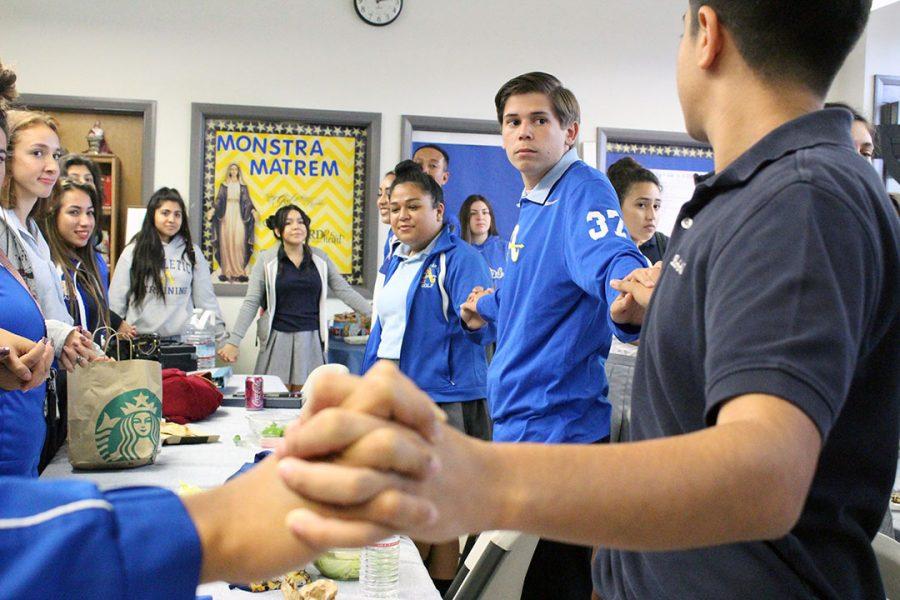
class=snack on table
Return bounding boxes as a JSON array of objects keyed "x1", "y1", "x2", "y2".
[
  {"x1": 314, "y1": 548, "x2": 360, "y2": 580},
  {"x1": 246, "y1": 414, "x2": 294, "y2": 448},
  {"x1": 241, "y1": 570, "x2": 311, "y2": 594},
  {"x1": 891, "y1": 491, "x2": 900, "y2": 505},
  {"x1": 281, "y1": 578, "x2": 337, "y2": 600},
  {"x1": 261, "y1": 422, "x2": 285, "y2": 438}
]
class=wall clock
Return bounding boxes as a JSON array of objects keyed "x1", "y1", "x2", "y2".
[{"x1": 354, "y1": 0, "x2": 403, "y2": 26}]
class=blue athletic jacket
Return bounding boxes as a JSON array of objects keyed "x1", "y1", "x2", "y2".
[
  {"x1": 364, "y1": 225, "x2": 494, "y2": 404},
  {"x1": 471, "y1": 235, "x2": 508, "y2": 289},
  {"x1": 476, "y1": 151, "x2": 647, "y2": 443},
  {"x1": 0, "y1": 266, "x2": 47, "y2": 477},
  {"x1": 0, "y1": 477, "x2": 201, "y2": 599}
]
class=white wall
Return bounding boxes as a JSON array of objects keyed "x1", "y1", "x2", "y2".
[
  {"x1": 830, "y1": 2, "x2": 900, "y2": 117},
  {"x1": 3, "y1": 0, "x2": 691, "y2": 371},
  {"x1": 863, "y1": 1, "x2": 900, "y2": 116}
]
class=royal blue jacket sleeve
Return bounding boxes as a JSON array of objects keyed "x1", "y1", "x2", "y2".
[
  {"x1": 563, "y1": 178, "x2": 646, "y2": 342},
  {"x1": 0, "y1": 478, "x2": 202, "y2": 600},
  {"x1": 447, "y1": 247, "x2": 496, "y2": 346},
  {"x1": 475, "y1": 284, "x2": 500, "y2": 325}
]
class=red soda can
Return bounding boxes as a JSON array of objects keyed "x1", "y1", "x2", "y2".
[{"x1": 245, "y1": 376, "x2": 264, "y2": 410}]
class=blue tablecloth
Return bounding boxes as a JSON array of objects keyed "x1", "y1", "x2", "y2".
[{"x1": 327, "y1": 336, "x2": 367, "y2": 375}]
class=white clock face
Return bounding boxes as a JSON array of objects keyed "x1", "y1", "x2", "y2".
[{"x1": 355, "y1": 0, "x2": 402, "y2": 26}]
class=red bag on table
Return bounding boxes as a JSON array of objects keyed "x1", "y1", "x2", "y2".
[{"x1": 162, "y1": 368, "x2": 222, "y2": 424}]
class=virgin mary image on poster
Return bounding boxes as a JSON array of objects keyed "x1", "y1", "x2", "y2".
[{"x1": 213, "y1": 162, "x2": 256, "y2": 282}]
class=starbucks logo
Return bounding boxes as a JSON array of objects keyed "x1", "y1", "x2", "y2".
[{"x1": 94, "y1": 389, "x2": 161, "y2": 462}]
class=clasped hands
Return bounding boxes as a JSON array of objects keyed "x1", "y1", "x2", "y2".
[
  {"x1": 610, "y1": 261, "x2": 662, "y2": 326},
  {"x1": 459, "y1": 286, "x2": 493, "y2": 330},
  {"x1": 271, "y1": 361, "x2": 490, "y2": 551}
]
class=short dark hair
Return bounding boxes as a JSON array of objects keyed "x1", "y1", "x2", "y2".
[
  {"x1": 494, "y1": 72, "x2": 581, "y2": 127},
  {"x1": 607, "y1": 157, "x2": 662, "y2": 203},
  {"x1": 459, "y1": 194, "x2": 499, "y2": 243},
  {"x1": 824, "y1": 101, "x2": 877, "y2": 141},
  {"x1": 390, "y1": 160, "x2": 443, "y2": 207},
  {"x1": 414, "y1": 144, "x2": 450, "y2": 168},
  {"x1": 689, "y1": 0, "x2": 871, "y2": 97}
]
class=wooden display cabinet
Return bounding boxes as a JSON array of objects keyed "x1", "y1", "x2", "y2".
[{"x1": 87, "y1": 153, "x2": 122, "y2": 269}]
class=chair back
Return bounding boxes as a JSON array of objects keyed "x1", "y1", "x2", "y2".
[
  {"x1": 874, "y1": 532, "x2": 900, "y2": 598},
  {"x1": 445, "y1": 531, "x2": 539, "y2": 600}
]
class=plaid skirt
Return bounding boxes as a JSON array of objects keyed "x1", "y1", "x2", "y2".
[{"x1": 254, "y1": 329, "x2": 325, "y2": 387}]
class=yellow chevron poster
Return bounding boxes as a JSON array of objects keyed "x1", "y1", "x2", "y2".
[{"x1": 200, "y1": 118, "x2": 368, "y2": 288}]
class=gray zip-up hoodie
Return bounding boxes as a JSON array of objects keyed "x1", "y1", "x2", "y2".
[
  {"x1": 0, "y1": 208, "x2": 76, "y2": 354},
  {"x1": 108, "y1": 235, "x2": 225, "y2": 340}
]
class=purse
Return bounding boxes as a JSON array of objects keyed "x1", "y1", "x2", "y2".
[{"x1": 96, "y1": 330, "x2": 161, "y2": 362}]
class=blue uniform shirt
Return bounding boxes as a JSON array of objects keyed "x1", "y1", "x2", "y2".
[
  {"x1": 0, "y1": 265, "x2": 48, "y2": 476},
  {"x1": 595, "y1": 109, "x2": 900, "y2": 599},
  {"x1": 471, "y1": 235, "x2": 508, "y2": 289},
  {"x1": 478, "y1": 148, "x2": 646, "y2": 443},
  {"x1": 376, "y1": 237, "x2": 435, "y2": 359}
]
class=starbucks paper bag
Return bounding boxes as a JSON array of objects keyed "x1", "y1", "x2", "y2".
[{"x1": 67, "y1": 359, "x2": 163, "y2": 470}]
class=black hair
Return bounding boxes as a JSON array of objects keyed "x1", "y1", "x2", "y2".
[
  {"x1": 413, "y1": 144, "x2": 450, "y2": 168},
  {"x1": 265, "y1": 204, "x2": 313, "y2": 268},
  {"x1": 607, "y1": 157, "x2": 662, "y2": 203},
  {"x1": 688, "y1": 1, "x2": 870, "y2": 97},
  {"x1": 0, "y1": 60, "x2": 16, "y2": 137},
  {"x1": 459, "y1": 194, "x2": 499, "y2": 243},
  {"x1": 129, "y1": 187, "x2": 196, "y2": 307},
  {"x1": 390, "y1": 160, "x2": 444, "y2": 207},
  {"x1": 495, "y1": 72, "x2": 581, "y2": 128},
  {"x1": 824, "y1": 101, "x2": 878, "y2": 142},
  {"x1": 61, "y1": 154, "x2": 106, "y2": 208}
]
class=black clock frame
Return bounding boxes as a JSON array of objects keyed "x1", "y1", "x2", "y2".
[{"x1": 354, "y1": 0, "x2": 403, "y2": 27}]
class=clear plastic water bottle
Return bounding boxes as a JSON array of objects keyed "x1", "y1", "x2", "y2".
[
  {"x1": 182, "y1": 309, "x2": 216, "y2": 370},
  {"x1": 361, "y1": 535, "x2": 400, "y2": 599}
]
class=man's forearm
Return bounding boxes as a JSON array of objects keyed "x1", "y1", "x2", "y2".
[
  {"x1": 184, "y1": 458, "x2": 319, "y2": 584},
  {"x1": 481, "y1": 403, "x2": 818, "y2": 550}
]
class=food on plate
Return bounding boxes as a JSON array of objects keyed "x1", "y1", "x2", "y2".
[
  {"x1": 282, "y1": 577, "x2": 338, "y2": 600},
  {"x1": 261, "y1": 422, "x2": 286, "y2": 437},
  {"x1": 892, "y1": 491, "x2": 900, "y2": 505},
  {"x1": 161, "y1": 422, "x2": 194, "y2": 437},
  {"x1": 314, "y1": 548, "x2": 361, "y2": 580},
  {"x1": 244, "y1": 570, "x2": 311, "y2": 594}
]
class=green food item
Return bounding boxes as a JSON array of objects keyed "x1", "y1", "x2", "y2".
[
  {"x1": 232, "y1": 434, "x2": 242, "y2": 444},
  {"x1": 314, "y1": 549, "x2": 361, "y2": 580},
  {"x1": 260, "y1": 422, "x2": 285, "y2": 437}
]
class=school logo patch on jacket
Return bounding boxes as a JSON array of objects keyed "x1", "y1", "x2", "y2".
[
  {"x1": 421, "y1": 265, "x2": 437, "y2": 288},
  {"x1": 508, "y1": 225, "x2": 524, "y2": 263}
]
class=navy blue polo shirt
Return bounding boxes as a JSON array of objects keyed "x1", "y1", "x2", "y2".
[
  {"x1": 272, "y1": 248, "x2": 321, "y2": 333},
  {"x1": 595, "y1": 109, "x2": 900, "y2": 599},
  {"x1": 638, "y1": 232, "x2": 667, "y2": 265}
]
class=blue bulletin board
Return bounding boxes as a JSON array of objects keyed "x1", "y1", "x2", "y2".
[
  {"x1": 410, "y1": 140, "x2": 521, "y2": 239},
  {"x1": 597, "y1": 127, "x2": 714, "y2": 236},
  {"x1": 403, "y1": 116, "x2": 522, "y2": 241}
]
